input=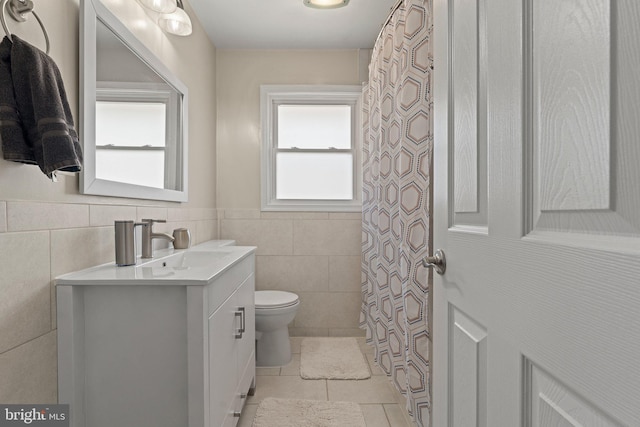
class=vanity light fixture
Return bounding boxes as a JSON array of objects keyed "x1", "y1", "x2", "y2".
[
  {"x1": 136, "y1": 0, "x2": 177, "y2": 14},
  {"x1": 303, "y1": 0, "x2": 350, "y2": 9},
  {"x1": 157, "y1": 0, "x2": 192, "y2": 36}
]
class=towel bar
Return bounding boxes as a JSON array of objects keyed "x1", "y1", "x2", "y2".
[{"x1": 1, "y1": 0, "x2": 50, "y2": 54}]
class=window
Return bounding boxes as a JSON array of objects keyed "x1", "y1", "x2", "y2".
[
  {"x1": 260, "y1": 85, "x2": 362, "y2": 211},
  {"x1": 95, "y1": 82, "x2": 181, "y2": 190}
]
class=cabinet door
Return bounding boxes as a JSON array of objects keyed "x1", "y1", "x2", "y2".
[
  {"x1": 208, "y1": 295, "x2": 238, "y2": 427},
  {"x1": 236, "y1": 273, "x2": 255, "y2": 382}
]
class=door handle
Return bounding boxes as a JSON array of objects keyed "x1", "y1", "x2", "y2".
[{"x1": 422, "y1": 249, "x2": 446, "y2": 275}]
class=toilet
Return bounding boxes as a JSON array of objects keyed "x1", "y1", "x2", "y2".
[{"x1": 254, "y1": 290, "x2": 300, "y2": 367}]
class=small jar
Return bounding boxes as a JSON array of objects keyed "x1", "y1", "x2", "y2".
[{"x1": 172, "y1": 228, "x2": 191, "y2": 249}]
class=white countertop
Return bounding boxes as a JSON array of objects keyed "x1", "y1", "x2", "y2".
[{"x1": 55, "y1": 240, "x2": 255, "y2": 286}]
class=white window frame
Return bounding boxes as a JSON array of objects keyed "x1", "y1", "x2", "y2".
[
  {"x1": 260, "y1": 85, "x2": 363, "y2": 212},
  {"x1": 96, "y1": 81, "x2": 181, "y2": 189}
]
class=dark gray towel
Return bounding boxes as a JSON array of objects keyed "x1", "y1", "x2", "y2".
[
  {"x1": 6, "y1": 35, "x2": 82, "y2": 179},
  {"x1": 0, "y1": 36, "x2": 36, "y2": 165}
]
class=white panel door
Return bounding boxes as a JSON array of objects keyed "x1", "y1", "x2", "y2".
[
  {"x1": 209, "y1": 294, "x2": 238, "y2": 427},
  {"x1": 432, "y1": 0, "x2": 640, "y2": 426}
]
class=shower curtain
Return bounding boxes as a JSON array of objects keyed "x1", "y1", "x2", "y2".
[{"x1": 360, "y1": 1, "x2": 433, "y2": 426}]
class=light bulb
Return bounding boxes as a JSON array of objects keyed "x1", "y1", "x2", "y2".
[
  {"x1": 136, "y1": 0, "x2": 177, "y2": 14},
  {"x1": 303, "y1": 0, "x2": 350, "y2": 9},
  {"x1": 158, "y1": 6, "x2": 193, "y2": 36}
]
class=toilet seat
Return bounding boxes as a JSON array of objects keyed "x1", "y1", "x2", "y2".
[{"x1": 255, "y1": 290, "x2": 299, "y2": 309}]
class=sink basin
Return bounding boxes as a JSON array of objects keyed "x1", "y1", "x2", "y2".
[{"x1": 141, "y1": 250, "x2": 231, "y2": 270}]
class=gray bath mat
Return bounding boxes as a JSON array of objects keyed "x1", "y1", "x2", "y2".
[
  {"x1": 252, "y1": 397, "x2": 366, "y2": 427},
  {"x1": 300, "y1": 337, "x2": 371, "y2": 380}
]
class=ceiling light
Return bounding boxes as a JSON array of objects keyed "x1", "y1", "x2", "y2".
[
  {"x1": 157, "y1": 0, "x2": 193, "y2": 36},
  {"x1": 303, "y1": 0, "x2": 350, "y2": 9},
  {"x1": 136, "y1": 0, "x2": 177, "y2": 14}
]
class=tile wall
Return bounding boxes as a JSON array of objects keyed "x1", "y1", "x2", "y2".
[
  {"x1": 0, "y1": 201, "x2": 218, "y2": 403},
  {"x1": 0, "y1": 203, "x2": 363, "y2": 402},
  {"x1": 220, "y1": 209, "x2": 363, "y2": 337}
]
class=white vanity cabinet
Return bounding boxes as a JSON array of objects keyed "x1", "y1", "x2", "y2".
[
  {"x1": 56, "y1": 245, "x2": 256, "y2": 427},
  {"x1": 207, "y1": 257, "x2": 255, "y2": 427}
]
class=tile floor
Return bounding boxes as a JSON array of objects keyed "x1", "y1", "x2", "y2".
[{"x1": 237, "y1": 337, "x2": 415, "y2": 427}]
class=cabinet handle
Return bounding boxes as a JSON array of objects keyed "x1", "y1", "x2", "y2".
[
  {"x1": 234, "y1": 310, "x2": 243, "y2": 339},
  {"x1": 238, "y1": 306, "x2": 246, "y2": 334}
]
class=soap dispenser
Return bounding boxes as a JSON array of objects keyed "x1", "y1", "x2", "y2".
[{"x1": 114, "y1": 220, "x2": 144, "y2": 266}]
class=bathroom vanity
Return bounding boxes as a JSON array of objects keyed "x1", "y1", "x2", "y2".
[{"x1": 56, "y1": 241, "x2": 256, "y2": 427}]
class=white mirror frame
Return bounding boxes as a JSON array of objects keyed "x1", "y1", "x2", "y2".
[{"x1": 80, "y1": 0, "x2": 189, "y2": 202}]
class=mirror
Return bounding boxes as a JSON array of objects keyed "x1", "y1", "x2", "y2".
[{"x1": 80, "y1": 0, "x2": 188, "y2": 202}]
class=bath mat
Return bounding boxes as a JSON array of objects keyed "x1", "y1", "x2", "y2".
[
  {"x1": 252, "y1": 397, "x2": 366, "y2": 427},
  {"x1": 300, "y1": 337, "x2": 371, "y2": 380}
]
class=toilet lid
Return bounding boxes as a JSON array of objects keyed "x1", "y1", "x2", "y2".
[{"x1": 255, "y1": 291, "x2": 299, "y2": 309}]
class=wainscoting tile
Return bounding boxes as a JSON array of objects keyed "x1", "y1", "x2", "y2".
[
  {"x1": 7, "y1": 202, "x2": 89, "y2": 231},
  {"x1": 223, "y1": 209, "x2": 261, "y2": 219},
  {"x1": 221, "y1": 219, "x2": 293, "y2": 255},
  {"x1": 329, "y1": 256, "x2": 361, "y2": 292},
  {"x1": 261, "y1": 212, "x2": 328, "y2": 220},
  {"x1": 90, "y1": 204, "x2": 137, "y2": 226},
  {"x1": 289, "y1": 337, "x2": 303, "y2": 354},
  {"x1": 188, "y1": 208, "x2": 217, "y2": 221},
  {"x1": 294, "y1": 292, "x2": 361, "y2": 329},
  {"x1": 0, "y1": 331, "x2": 57, "y2": 403},
  {"x1": 288, "y1": 327, "x2": 329, "y2": 337},
  {"x1": 0, "y1": 231, "x2": 51, "y2": 354},
  {"x1": 136, "y1": 206, "x2": 168, "y2": 222},
  {"x1": 329, "y1": 328, "x2": 366, "y2": 337},
  {"x1": 50, "y1": 227, "x2": 114, "y2": 330},
  {"x1": 188, "y1": 208, "x2": 206, "y2": 221},
  {"x1": 195, "y1": 220, "x2": 218, "y2": 244},
  {"x1": 0, "y1": 201, "x2": 6, "y2": 232},
  {"x1": 50, "y1": 227, "x2": 114, "y2": 278},
  {"x1": 167, "y1": 207, "x2": 191, "y2": 222},
  {"x1": 329, "y1": 212, "x2": 362, "y2": 220},
  {"x1": 50, "y1": 284, "x2": 56, "y2": 330},
  {"x1": 293, "y1": 220, "x2": 361, "y2": 255},
  {"x1": 256, "y1": 367, "x2": 281, "y2": 376},
  {"x1": 256, "y1": 256, "x2": 328, "y2": 292}
]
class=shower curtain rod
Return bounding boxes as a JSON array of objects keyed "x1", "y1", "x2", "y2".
[{"x1": 373, "y1": 0, "x2": 404, "y2": 48}]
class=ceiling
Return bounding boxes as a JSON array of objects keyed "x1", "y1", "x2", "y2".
[{"x1": 187, "y1": 0, "x2": 397, "y2": 49}]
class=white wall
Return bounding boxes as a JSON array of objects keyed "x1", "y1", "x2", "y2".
[
  {"x1": 0, "y1": 0, "x2": 217, "y2": 403},
  {"x1": 216, "y1": 49, "x2": 371, "y2": 336}
]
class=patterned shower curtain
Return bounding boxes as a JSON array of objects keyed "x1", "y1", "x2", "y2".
[{"x1": 360, "y1": 1, "x2": 433, "y2": 426}]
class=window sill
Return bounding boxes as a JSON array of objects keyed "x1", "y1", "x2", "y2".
[{"x1": 261, "y1": 200, "x2": 362, "y2": 213}]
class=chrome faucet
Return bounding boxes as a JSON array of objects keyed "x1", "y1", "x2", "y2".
[{"x1": 141, "y1": 219, "x2": 175, "y2": 258}]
